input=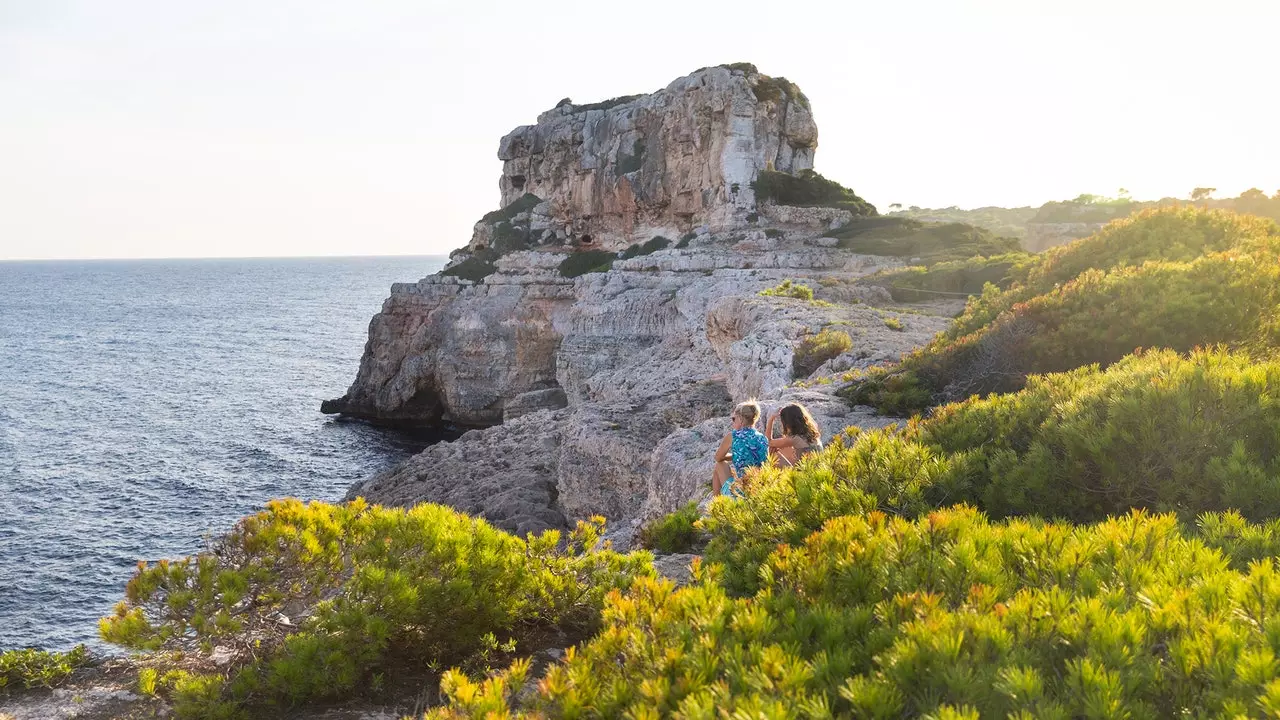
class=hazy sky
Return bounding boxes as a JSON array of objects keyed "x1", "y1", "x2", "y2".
[{"x1": 3, "y1": 0, "x2": 1277, "y2": 260}]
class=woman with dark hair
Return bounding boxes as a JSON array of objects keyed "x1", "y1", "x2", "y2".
[{"x1": 765, "y1": 403, "x2": 823, "y2": 466}]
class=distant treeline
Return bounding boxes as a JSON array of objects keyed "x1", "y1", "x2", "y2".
[{"x1": 891, "y1": 188, "x2": 1280, "y2": 238}]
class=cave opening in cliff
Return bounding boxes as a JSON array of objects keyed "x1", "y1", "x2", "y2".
[
  {"x1": 580, "y1": 234, "x2": 593, "y2": 245},
  {"x1": 511, "y1": 174, "x2": 526, "y2": 191}
]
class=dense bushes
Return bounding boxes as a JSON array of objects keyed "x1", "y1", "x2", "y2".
[
  {"x1": 874, "y1": 252, "x2": 1033, "y2": 301},
  {"x1": 754, "y1": 169, "x2": 876, "y2": 217},
  {"x1": 0, "y1": 645, "x2": 88, "y2": 695},
  {"x1": 636, "y1": 502, "x2": 703, "y2": 554},
  {"x1": 950, "y1": 206, "x2": 1278, "y2": 339},
  {"x1": 433, "y1": 508, "x2": 1280, "y2": 718},
  {"x1": 711, "y1": 350, "x2": 1280, "y2": 592},
  {"x1": 827, "y1": 217, "x2": 1021, "y2": 264},
  {"x1": 101, "y1": 499, "x2": 651, "y2": 717},
  {"x1": 845, "y1": 207, "x2": 1280, "y2": 413},
  {"x1": 558, "y1": 250, "x2": 616, "y2": 278},
  {"x1": 439, "y1": 256, "x2": 497, "y2": 282},
  {"x1": 793, "y1": 329, "x2": 854, "y2": 378}
]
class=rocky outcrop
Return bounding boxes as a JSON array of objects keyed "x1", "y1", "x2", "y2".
[
  {"x1": 476, "y1": 64, "x2": 816, "y2": 253},
  {"x1": 333, "y1": 240, "x2": 951, "y2": 534},
  {"x1": 325, "y1": 65, "x2": 950, "y2": 536}
]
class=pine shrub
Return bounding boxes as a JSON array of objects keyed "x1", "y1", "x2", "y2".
[
  {"x1": 793, "y1": 329, "x2": 853, "y2": 379},
  {"x1": 433, "y1": 508, "x2": 1280, "y2": 719},
  {"x1": 753, "y1": 169, "x2": 876, "y2": 217},
  {"x1": 636, "y1": 502, "x2": 703, "y2": 554},
  {"x1": 844, "y1": 207, "x2": 1280, "y2": 414},
  {"x1": 0, "y1": 645, "x2": 88, "y2": 695},
  {"x1": 100, "y1": 499, "x2": 651, "y2": 717},
  {"x1": 558, "y1": 250, "x2": 616, "y2": 278}
]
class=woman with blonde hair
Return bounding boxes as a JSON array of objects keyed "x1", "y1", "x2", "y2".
[
  {"x1": 711, "y1": 400, "x2": 769, "y2": 498},
  {"x1": 766, "y1": 403, "x2": 823, "y2": 466}
]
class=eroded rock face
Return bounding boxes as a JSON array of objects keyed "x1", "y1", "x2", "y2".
[
  {"x1": 482, "y1": 65, "x2": 816, "y2": 252},
  {"x1": 335, "y1": 237, "x2": 952, "y2": 533}
]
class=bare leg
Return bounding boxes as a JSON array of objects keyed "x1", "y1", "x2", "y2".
[{"x1": 712, "y1": 460, "x2": 734, "y2": 495}]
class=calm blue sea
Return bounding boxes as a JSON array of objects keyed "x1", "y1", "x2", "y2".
[{"x1": 0, "y1": 256, "x2": 447, "y2": 651}]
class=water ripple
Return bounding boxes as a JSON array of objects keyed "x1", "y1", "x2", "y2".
[{"x1": 0, "y1": 256, "x2": 446, "y2": 650}]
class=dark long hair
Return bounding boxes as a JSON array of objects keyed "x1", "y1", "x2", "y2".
[{"x1": 779, "y1": 403, "x2": 820, "y2": 443}]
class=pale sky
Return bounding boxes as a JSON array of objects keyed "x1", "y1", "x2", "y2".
[{"x1": 2, "y1": 0, "x2": 1277, "y2": 261}]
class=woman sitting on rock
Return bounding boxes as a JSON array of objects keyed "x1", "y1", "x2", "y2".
[
  {"x1": 712, "y1": 400, "x2": 770, "y2": 498},
  {"x1": 766, "y1": 403, "x2": 823, "y2": 466}
]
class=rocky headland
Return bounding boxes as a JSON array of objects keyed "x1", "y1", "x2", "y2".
[{"x1": 322, "y1": 64, "x2": 953, "y2": 542}]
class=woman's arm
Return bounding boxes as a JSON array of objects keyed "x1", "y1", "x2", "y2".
[
  {"x1": 715, "y1": 433, "x2": 734, "y2": 463},
  {"x1": 768, "y1": 435, "x2": 795, "y2": 450},
  {"x1": 766, "y1": 411, "x2": 780, "y2": 439}
]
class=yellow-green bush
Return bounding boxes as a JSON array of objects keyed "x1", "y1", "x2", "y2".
[
  {"x1": 101, "y1": 498, "x2": 651, "y2": 717},
  {"x1": 431, "y1": 508, "x2": 1280, "y2": 718},
  {"x1": 874, "y1": 252, "x2": 1033, "y2": 301},
  {"x1": 711, "y1": 350, "x2": 1280, "y2": 592},
  {"x1": 0, "y1": 645, "x2": 88, "y2": 695},
  {"x1": 759, "y1": 278, "x2": 815, "y2": 300},
  {"x1": 636, "y1": 502, "x2": 703, "y2": 554},
  {"x1": 844, "y1": 207, "x2": 1280, "y2": 414},
  {"x1": 793, "y1": 329, "x2": 853, "y2": 378}
]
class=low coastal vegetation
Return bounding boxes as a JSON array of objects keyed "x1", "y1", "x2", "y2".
[
  {"x1": 754, "y1": 169, "x2": 876, "y2": 217},
  {"x1": 844, "y1": 207, "x2": 1280, "y2": 414},
  {"x1": 793, "y1": 328, "x2": 854, "y2": 379},
  {"x1": 0, "y1": 645, "x2": 88, "y2": 695},
  {"x1": 826, "y1": 217, "x2": 1021, "y2": 264},
  {"x1": 759, "y1": 278, "x2": 815, "y2": 300},
  {"x1": 99, "y1": 499, "x2": 650, "y2": 717},
  {"x1": 78, "y1": 203, "x2": 1280, "y2": 718},
  {"x1": 636, "y1": 502, "x2": 702, "y2": 554}
]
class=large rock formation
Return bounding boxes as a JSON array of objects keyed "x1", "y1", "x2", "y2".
[
  {"x1": 479, "y1": 64, "x2": 816, "y2": 253},
  {"x1": 325, "y1": 65, "x2": 950, "y2": 538}
]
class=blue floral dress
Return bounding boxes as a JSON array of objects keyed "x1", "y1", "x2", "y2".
[{"x1": 722, "y1": 428, "x2": 769, "y2": 497}]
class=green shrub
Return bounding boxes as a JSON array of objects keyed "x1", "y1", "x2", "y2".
[
  {"x1": 636, "y1": 503, "x2": 703, "y2": 554},
  {"x1": 764, "y1": 228, "x2": 783, "y2": 238},
  {"x1": 569, "y1": 94, "x2": 643, "y2": 113},
  {"x1": 0, "y1": 645, "x2": 88, "y2": 695},
  {"x1": 751, "y1": 75, "x2": 810, "y2": 109},
  {"x1": 793, "y1": 329, "x2": 854, "y2": 379},
  {"x1": 844, "y1": 208, "x2": 1280, "y2": 414},
  {"x1": 875, "y1": 252, "x2": 1033, "y2": 301},
  {"x1": 479, "y1": 193, "x2": 541, "y2": 226},
  {"x1": 883, "y1": 316, "x2": 904, "y2": 331},
  {"x1": 714, "y1": 349, "x2": 1280, "y2": 591},
  {"x1": 101, "y1": 499, "x2": 651, "y2": 717},
  {"x1": 558, "y1": 250, "x2": 616, "y2": 278},
  {"x1": 440, "y1": 256, "x2": 498, "y2": 283},
  {"x1": 758, "y1": 278, "x2": 814, "y2": 301},
  {"x1": 828, "y1": 217, "x2": 1021, "y2": 264},
  {"x1": 435, "y1": 508, "x2": 1280, "y2": 719},
  {"x1": 951, "y1": 206, "x2": 1279, "y2": 339},
  {"x1": 676, "y1": 231, "x2": 697, "y2": 248},
  {"x1": 619, "y1": 236, "x2": 671, "y2": 260},
  {"x1": 753, "y1": 169, "x2": 876, "y2": 217},
  {"x1": 921, "y1": 349, "x2": 1280, "y2": 523}
]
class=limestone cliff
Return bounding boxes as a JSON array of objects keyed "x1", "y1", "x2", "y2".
[
  {"x1": 479, "y1": 63, "x2": 816, "y2": 253},
  {"x1": 323, "y1": 65, "x2": 945, "y2": 538}
]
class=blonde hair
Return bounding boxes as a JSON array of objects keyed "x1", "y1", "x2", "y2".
[{"x1": 732, "y1": 399, "x2": 761, "y2": 426}]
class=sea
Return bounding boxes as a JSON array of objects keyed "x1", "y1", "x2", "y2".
[{"x1": 0, "y1": 255, "x2": 448, "y2": 651}]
